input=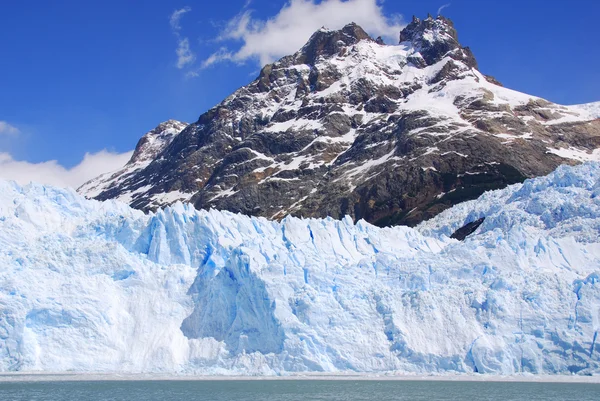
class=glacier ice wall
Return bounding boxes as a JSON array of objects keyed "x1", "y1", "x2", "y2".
[{"x1": 1, "y1": 164, "x2": 600, "y2": 375}]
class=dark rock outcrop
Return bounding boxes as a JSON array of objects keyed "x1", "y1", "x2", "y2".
[
  {"x1": 80, "y1": 17, "x2": 600, "y2": 227},
  {"x1": 400, "y1": 15, "x2": 478, "y2": 68},
  {"x1": 450, "y1": 217, "x2": 485, "y2": 241},
  {"x1": 296, "y1": 22, "x2": 372, "y2": 65}
]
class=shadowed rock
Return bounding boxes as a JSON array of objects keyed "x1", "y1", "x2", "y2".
[
  {"x1": 80, "y1": 17, "x2": 600, "y2": 228},
  {"x1": 400, "y1": 14, "x2": 478, "y2": 68},
  {"x1": 450, "y1": 217, "x2": 485, "y2": 241}
]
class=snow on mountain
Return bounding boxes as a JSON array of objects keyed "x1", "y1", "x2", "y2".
[
  {"x1": 79, "y1": 16, "x2": 600, "y2": 227},
  {"x1": 2, "y1": 162, "x2": 600, "y2": 375},
  {"x1": 78, "y1": 119, "x2": 188, "y2": 203},
  {"x1": 571, "y1": 101, "x2": 600, "y2": 120}
]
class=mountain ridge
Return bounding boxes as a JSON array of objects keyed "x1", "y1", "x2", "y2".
[{"x1": 79, "y1": 15, "x2": 600, "y2": 226}]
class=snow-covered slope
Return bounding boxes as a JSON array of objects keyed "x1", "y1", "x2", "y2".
[
  {"x1": 572, "y1": 101, "x2": 600, "y2": 120},
  {"x1": 78, "y1": 119, "x2": 188, "y2": 205},
  {"x1": 80, "y1": 17, "x2": 600, "y2": 227},
  {"x1": 2, "y1": 163, "x2": 600, "y2": 375}
]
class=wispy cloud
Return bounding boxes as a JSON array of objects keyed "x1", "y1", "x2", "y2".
[
  {"x1": 176, "y1": 38, "x2": 196, "y2": 69},
  {"x1": 0, "y1": 150, "x2": 133, "y2": 189},
  {"x1": 437, "y1": 3, "x2": 451, "y2": 16},
  {"x1": 0, "y1": 121, "x2": 20, "y2": 136},
  {"x1": 201, "y1": 47, "x2": 234, "y2": 69},
  {"x1": 202, "y1": 0, "x2": 404, "y2": 68},
  {"x1": 170, "y1": 7, "x2": 196, "y2": 70},
  {"x1": 170, "y1": 6, "x2": 191, "y2": 31}
]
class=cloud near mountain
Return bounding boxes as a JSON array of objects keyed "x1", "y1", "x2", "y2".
[{"x1": 0, "y1": 149, "x2": 132, "y2": 189}]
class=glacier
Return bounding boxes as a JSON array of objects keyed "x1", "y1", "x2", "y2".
[{"x1": 1, "y1": 163, "x2": 600, "y2": 375}]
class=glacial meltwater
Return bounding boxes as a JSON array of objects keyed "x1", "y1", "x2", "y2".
[{"x1": 0, "y1": 380, "x2": 599, "y2": 401}]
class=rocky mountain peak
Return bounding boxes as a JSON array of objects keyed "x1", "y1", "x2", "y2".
[
  {"x1": 80, "y1": 16, "x2": 600, "y2": 227},
  {"x1": 78, "y1": 119, "x2": 189, "y2": 202},
  {"x1": 400, "y1": 14, "x2": 477, "y2": 68},
  {"x1": 295, "y1": 22, "x2": 372, "y2": 65},
  {"x1": 129, "y1": 119, "x2": 188, "y2": 165}
]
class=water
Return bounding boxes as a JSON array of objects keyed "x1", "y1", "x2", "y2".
[{"x1": 0, "y1": 380, "x2": 599, "y2": 401}]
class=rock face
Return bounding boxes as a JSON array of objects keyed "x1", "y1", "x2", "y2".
[
  {"x1": 79, "y1": 120, "x2": 189, "y2": 207},
  {"x1": 79, "y1": 15, "x2": 600, "y2": 226},
  {"x1": 400, "y1": 15, "x2": 477, "y2": 69},
  {"x1": 450, "y1": 217, "x2": 485, "y2": 241}
]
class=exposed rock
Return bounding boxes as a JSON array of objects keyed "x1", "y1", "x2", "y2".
[
  {"x1": 484, "y1": 75, "x2": 503, "y2": 86},
  {"x1": 450, "y1": 217, "x2": 485, "y2": 240},
  {"x1": 80, "y1": 18, "x2": 600, "y2": 227},
  {"x1": 400, "y1": 15, "x2": 478, "y2": 68},
  {"x1": 295, "y1": 22, "x2": 372, "y2": 65}
]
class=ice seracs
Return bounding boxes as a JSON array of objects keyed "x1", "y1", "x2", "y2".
[{"x1": 2, "y1": 162, "x2": 600, "y2": 375}]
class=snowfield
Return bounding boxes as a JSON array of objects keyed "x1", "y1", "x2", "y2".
[{"x1": 1, "y1": 163, "x2": 600, "y2": 375}]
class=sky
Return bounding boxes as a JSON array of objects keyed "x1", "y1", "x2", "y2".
[{"x1": 1, "y1": 0, "x2": 599, "y2": 188}]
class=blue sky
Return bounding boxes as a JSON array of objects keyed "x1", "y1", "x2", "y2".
[{"x1": 1, "y1": 0, "x2": 599, "y2": 187}]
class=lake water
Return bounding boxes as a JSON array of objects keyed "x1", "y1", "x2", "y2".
[{"x1": 0, "y1": 380, "x2": 599, "y2": 401}]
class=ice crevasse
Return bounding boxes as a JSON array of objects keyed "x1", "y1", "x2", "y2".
[{"x1": 0, "y1": 163, "x2": 600, "y2": 375}]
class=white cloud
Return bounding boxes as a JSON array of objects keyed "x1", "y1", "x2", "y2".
[
  {"x1": 437, "y1": 3, "x2": 451, "y2": 15},
  {"x1": 204, "y1": 0, "x2": 404, "y2": 67},
  {"x1": 176, "y1": 38, "x2": 196, "y2": 68},
  {"x1": 169, "y1": 7, "x2": 196, "y2": 70},
  {"x1": 170, "y1": 6, "x2": 191, "y2": 31},
  {"x1": 0, "y1": 121, "x2": 20, "y2": 136},
  {"x1": 0, "y1": 150, "x2": 133, "y2": 189},
  {"x1": 201, "y1": 47, "x2": 234, "y2": 69}
]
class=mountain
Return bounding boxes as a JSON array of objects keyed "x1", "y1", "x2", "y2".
[
  {"x1": 79, "y1": 119, "x2": 188, "y2": 206},
  {"x1": 79, "y1": 15, "x2": 600, "y2": 226},
  {"x1": 2, "y1": 162, "x2": 600, "y2": 374}
]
